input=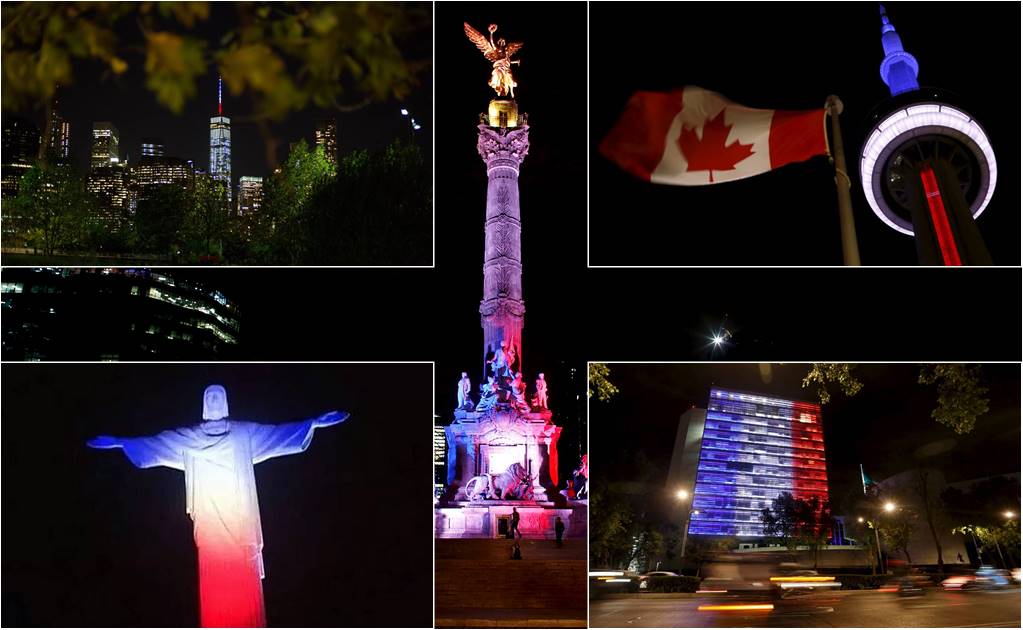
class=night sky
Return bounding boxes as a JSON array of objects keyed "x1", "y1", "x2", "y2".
[
  {"x1": 11, "y1": 2, "x2": 433, "y2": 178},
  {"x1": 588, "y1": 2, "x2": 1021, "y2": 266},
  {"x1": 1, "y1": 363, "x2": 433, "y2": 627},
  {"x1": 589, "y1": 363, "x2": 1021, "y2": 522}
]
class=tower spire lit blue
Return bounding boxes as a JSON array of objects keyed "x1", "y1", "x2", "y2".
[{"x1": 878, "y1": 4, "x2": 920, "y2": 96}]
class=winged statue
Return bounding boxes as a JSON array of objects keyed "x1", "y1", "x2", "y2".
[{"x1": 464, "y1": 22, "x2": 523, "y2": 98}]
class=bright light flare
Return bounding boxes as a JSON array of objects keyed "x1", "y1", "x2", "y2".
[
  {"x1": 1005, "y1": 511, "x2": 1015, "y2": 519},
  {"x1": 884, "y1": 502, "x2": 896, "y2": 512},
  {"x1": 857, "y1": 517, "x2": 865, "y2": 523},
  {"x1": 677, "y1": 489, "x2": 689, "y2": 500},
  {"x1": 712, "y1": 335, "x2": 725, "y2": 345},
  {"x1": 770, "y1": 576, "x2": 836, "y2": 582},
  {"x1": 400, "y1": 108, "x2": 409, "y2": 116},
  {"x1": 698, "y1": 604, "x2": 774, "y2": 612}
]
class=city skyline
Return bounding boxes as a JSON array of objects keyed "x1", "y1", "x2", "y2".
[{"x1": 2, "y1": 3, "x2": 432, "y2": 182}]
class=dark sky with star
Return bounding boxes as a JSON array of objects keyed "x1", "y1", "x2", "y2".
[{"x1": 588, "y1": 2, "x2": 1020, "y2": 265}]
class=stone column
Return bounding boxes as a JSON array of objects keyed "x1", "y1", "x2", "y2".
[{"x1": 477, "y1": 124, "x2": 529, "y2": 377}]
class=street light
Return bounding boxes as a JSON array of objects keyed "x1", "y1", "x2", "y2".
[
  {"x1": 883, "y1": 502, "x2": 896, "y2": 513},
  {"x1": 857, "y1": 516, "x2": 865, "y2": 523},
  {"x1": 677, "y1": 489, "x2": 693, "y2": 572},
  {"x1": 1005, "y1": 511, "x2": 1015, "y2": 519}
]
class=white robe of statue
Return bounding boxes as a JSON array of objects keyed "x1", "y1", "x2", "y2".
[{"x1": 88, "y1": 384, "x2": 348, "y2": 628}]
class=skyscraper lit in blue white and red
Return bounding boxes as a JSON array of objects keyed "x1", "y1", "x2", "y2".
[
  {"x1": 209, "y1": 76, "x2": 232, "y2": 202},
  {"x1": 668, "y1": 389, "x2": 829, "y2": 537}
]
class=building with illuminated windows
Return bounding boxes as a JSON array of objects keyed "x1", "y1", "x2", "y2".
[
  {"x1": 315, "y1": 118, "x2": 338, "y2": 165},
  {"x1": 237, "y1": 176, "x2": 263, "y2": 215},
  {"x1": 1, "y1": 268, "x2": 240, "y2": 361},
  {"x1": 87, "y1": 164, "x2": 130, "y2": 228},
  {"x1": 141, "y1": 137, "x2": 166, "y2": 157},
  {"x1": 91, "y1": 122, "x2": 120, "y2": 168},
  {"x1": 48, "y1": 92, "x2": 71, "y2": 164},
  {"x1": 130, "y1": 155, "x2": 193, "y2": 207},
  {"x1": 209, "y1": 77, "x2": 232, "y2": 202},
  {"x1": 2, "y1": 117, "x2": 39, "y2": 201},
  {"x1": 668, "y1": 388, "x2": 829, "y2": 537}
]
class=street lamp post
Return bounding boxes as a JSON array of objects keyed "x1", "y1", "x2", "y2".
[{"x1": 677, "y1": 489, "x2": 691, "y2": 572}]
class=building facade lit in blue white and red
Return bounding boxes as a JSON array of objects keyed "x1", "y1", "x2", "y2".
[{"x1": 688, "y1": 389, "x2": 829, "y2": 537}]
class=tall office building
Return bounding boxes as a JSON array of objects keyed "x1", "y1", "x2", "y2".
[
  {"x1": 209, "y1": 76, "x2": 232, "y2": 202},
  {"x1": 315, "y1": 118, "x2": 338, "y2": 165},
  {"x1": 141, "y1": 137, "x2": 166, "y2": 157},
  {"x1": 87, "y1": 164, "x2": 130, "y2": 227},
  {"x1": 1, "y1": 117, "x2": 40, "y2": 199},
  {"x1": 91, "y1": 122, "x2": 120, "y2": 169},
  {"x1": 236, "y1": 176, "x2": 263, "y2": 215},
  {"x1": 669, "y1": 388, "x2": 829, "y2": 537},
  {"x1": 48, "y1": 92, "x2": 71, "y2": 163},
  {"x1": 130, "y1": 155, "x2": 194, "y2": 209}
]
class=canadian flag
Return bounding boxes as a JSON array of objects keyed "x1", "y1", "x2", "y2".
[{"x1": 599, "y1": 86, "x2": 828, "y2": 185}]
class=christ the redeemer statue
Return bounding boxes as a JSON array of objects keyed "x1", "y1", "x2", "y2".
[{"x1": 87, "y1": 384, "x2": 348, "y2": 628}]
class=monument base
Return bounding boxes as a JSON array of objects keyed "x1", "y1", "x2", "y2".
[{"x1": 436, "y1": 501, "x2": 586, "y2": 539}]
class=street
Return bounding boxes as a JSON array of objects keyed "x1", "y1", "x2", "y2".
[{"x1": 590, "y1": 588, "x2": 1022, "y2": 627}]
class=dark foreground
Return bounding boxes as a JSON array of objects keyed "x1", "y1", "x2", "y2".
[{"x1": 590, "y1": 587, "x2": 1022, "y2": 627}]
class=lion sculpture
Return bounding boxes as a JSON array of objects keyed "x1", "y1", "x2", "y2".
[{"x1": 462, "y1": 462, "x2": 535, "y2": 501}]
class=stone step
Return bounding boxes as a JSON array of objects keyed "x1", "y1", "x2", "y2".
[
  {"x1": 436, "y1": 558, "x2": 587, "y2": 611},
  {"x1": 436, "y1": 537, "x2": 586, "y2": 560}
]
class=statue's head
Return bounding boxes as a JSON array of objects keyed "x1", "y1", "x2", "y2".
[
  {"x1": 538, "y1": 372, "x2": 545, "y2": 380},
  {"x1": 461, "y1": 371, "x2": 468, "y2": 378},
  {"x1": 203, "y1": 384, "x2": 229, "y2": 420},
  {"x1": 497, "y1": 38, "x2": 507, "y2": 48}
]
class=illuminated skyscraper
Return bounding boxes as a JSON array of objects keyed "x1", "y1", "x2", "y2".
[
  {"x1": 2, "y1": 117, "x2": 39, "y2": 200},
  {"x1": 141, "y1": 137, "x2": 166, "y2": 157},
  {"x1": 48, "y1": 92, "x2": 71, "y2": 163},
  {"x1": 315, "y1": 118, "x2": 338, "y2": 165},
  {"x1": 237, "y1": 176, "x2": 263, "y2": 215},
  {"x1": 91, "y1": 122, "x2": 120, "y2": 169},
  {"x1": 860, "y1": 5, "x2": 995, "y2": 265},
  {"x1": 209, "y1": 76, "x2": 232, "y2": 202},
  {"x1": 670, "y1": 389, "x2": 829, "y2": 537},
  {"x1": 87, "y1": 163, "x2": 130, "y2": 228}
]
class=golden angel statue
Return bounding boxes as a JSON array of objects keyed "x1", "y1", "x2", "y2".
[{"x1": 464, "y1": 22, "x2": 523, "y2": 98}]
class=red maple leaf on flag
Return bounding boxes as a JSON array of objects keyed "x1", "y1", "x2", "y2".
[{"x1": 677, "y1": 110, "x2": 755, "y2": 183}]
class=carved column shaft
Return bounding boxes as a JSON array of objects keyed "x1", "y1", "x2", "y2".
[{"x1": 478, "y1": 124, "x2": 529, "y2": 378}]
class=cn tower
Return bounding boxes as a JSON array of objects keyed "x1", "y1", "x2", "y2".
[{"x1": 859, "y1": 4, "x2": 996, "y2": 265}]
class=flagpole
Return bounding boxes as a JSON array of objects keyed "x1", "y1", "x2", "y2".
[{"x1": 826, "y1": 95, "x2": 861, "y2": 266}]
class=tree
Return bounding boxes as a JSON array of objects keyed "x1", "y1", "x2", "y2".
[
  {"x1": 911, "y1": 469, "x2": 946, "y2": 573},
  {"x1": 305, "y1": 141, "x2": 431, "y2": 264},
  {"x1": 918, "y1": 364, "x2": 989, "y2": 435},
  {"x1": 589, "y1": 479, "x2": 633, "y2": 569},
  {"x1": 761, "y1": 492, "x2": 832, "y2": 569},
  {"x1": 589, "y1": 363, "x2": 619, "y2": 402},
  {"x1": 254, "y1": 140, "x2": 334, "y2": 264},
  {"x1": 879, "y1": 508, "x2": 916, "y2": 564},
  {"x1": 7, "y1": 160, "x2": 94, "y2": 255},
  {"x1": 133, "y1": 185, "x2": 188, "y2": 255},
  {"x1": 2, "y1": 2, "x2": 429, "y2": 168},
  {"x1": 182, "y1": 176, "x2": 230, "y2": 259},
  {"x1": 801, "y1": 363, "x2": 863, "y2": 405},
  {"x1": 847, "y1": 517, "x2": 881, "y2": 574},
  {"x1": 943, "y1": 476, "x2": 1021, "y2": 568}
]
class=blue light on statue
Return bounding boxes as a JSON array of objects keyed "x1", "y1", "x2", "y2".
[{"x1": 879, "y1": 4, "x2": 920, "y2": 96}]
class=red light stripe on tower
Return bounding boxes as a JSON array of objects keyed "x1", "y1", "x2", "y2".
[
  {"x1": 218, "y1": 76, "x2": 223, "y2": 115},
  {"x1": 920, "y1": 165, "x2": 962, "y2": 266}
]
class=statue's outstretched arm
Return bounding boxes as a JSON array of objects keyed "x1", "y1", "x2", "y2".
[
  {"x1": 312, "y1": 410, "x2": 350, "y2": 428},
  {"x1": 250, "y1": 411, "x2": 350, "y2": 463},
  {"x1": 87, "y1": 435, "x2": 124, "y2": 449},
  {"x1": 87, "y1": 430, "x2": 187, "y2": 470}
]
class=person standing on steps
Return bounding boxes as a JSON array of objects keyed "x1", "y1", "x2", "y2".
[
  {"x1": 510, "y1": 506, "x2": 522, "y2": 540},
  {"x1": 554, "y1": 516, "x2": 565, "y2": 548}
]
